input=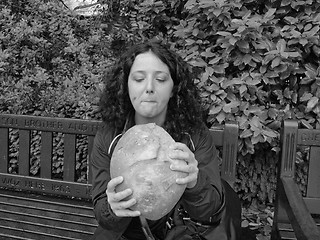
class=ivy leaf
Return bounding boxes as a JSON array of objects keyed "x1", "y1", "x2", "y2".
[
  {"x1": 185, "y1": 0, "x2": 197, "y2": 9},
  {"x1": 300, "y1": 92, "x2": 313, "y2": 102},
  {"x1": 216, "y1": 111, "x2": 226, "y2": 123},
  {"x1": 239, "y1": 85, "x2": 247, "y2": 96},
  {"x1": 252, "y1": 134, "x2": 264, "y2": 144},
  {"x1": 276, "y1": 39, "x2": 286, "y2": 53},
  {"x1": 246, "y1": 78, "x2": 261, "y2": 86},
  {"x1": 281, "y1": 0, "x2": 291, "y2": 6},
  {"x1": 299, "y1": 38, "x2": 308, "y2": 46},
  {"x1": 268, "y1": 108, "x2": 278, "y2": 119},
  {"x1": 236, "y1": 40, "x2": 250, "y2": 51},
  {"x1": 189, "y1": 58, "x2": 207, "y2": 67},
  {"x1": 216, "y1": 31, "x2": 232, "y2": 36},
  {"x1": 287, "y1": 51, "x2": 300, "y2": 58},
  {"x1": 199, "y1": 0, "x2": 218, "y2": 8},
  {"x1": 212, "y1": 64, "x2": 227, "y2": 74},
  {"x1": 306, "y1": 96, "x2": 319, "y2": 112},
  {"x1": 271, "y1": 56, "x2": 281, "y2": 68},
  {"x1": 262, "y1": 129, "x2": 278, "y2": 138},
  {"x1": 223, "y1": 100, "x2": 240, "y2": 113},
  {"x1": 304, "y1": 25, "x2": 319, "y2": 37},
  {"x1": 201, "y1": 50, "x2": 216, "y2": 58},
  {"x1": 240, "y1": 129, "x2": 253, "y2": 138},
  {"x1": 264, "y1": 8, "x2": 276, "y2": 19},
  {"x1": 209, "y1": 105, "x2": 222, "y2": 115}
]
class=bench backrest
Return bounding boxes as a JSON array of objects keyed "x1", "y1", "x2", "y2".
[
  {"x1": 0, "y1": 114, "x2": 101, "y2": 200},
  {"x1": 0, "y1": 114, "x2": 239, "y2": 195},
  {"x1": 272, "y1": 120, "x2": 320, "y2": 240},
  {"x1": 279, "y1": 120, "x2": 320, "y2": 215}
]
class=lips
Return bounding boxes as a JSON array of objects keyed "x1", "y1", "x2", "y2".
[{"x1": 142, "y1": 100, "x2": 157, "y2": 103}]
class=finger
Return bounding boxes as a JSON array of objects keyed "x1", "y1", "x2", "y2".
[
  {"x1": 171, "y1": 163, "x2": 196, "y2": 173},
  {"x1": 169, "y1": 142, "x2": 190, "y2": 153},
  {"x1": 111, "y1": 188, "x2": 133, "y2": 202},
  {"x1": 169, "y1": 150, "x2": 189, "y2": 160},
  {"x1": 170, "y1": 160, "x2": 190, "y2": 172},
  {"x1": 176, "y1": 176, "x2": 190, "y2": 185},
  {"x1": 170, "y1": 142, "x2": 188, "y2": 150},
  {"x1": 106, "y1": 176, "x2": 123, "y2": 193},
  {"x1": 114, "y1": 209, "x2": 141, "y2": 217},
  {"x1": 112, "y1": 197, "x2": 137, "y2": 210},
  {"x1": 176, "y1": 173, "x2": 198, "y2": 185}
]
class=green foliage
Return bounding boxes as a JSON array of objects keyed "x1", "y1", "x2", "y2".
[
  {"x1": 0, "y1": 0, "x2": 113, "y2": 118},
  {"x1": 2, "y1": 0, "x2": 320, "y2": 205}
]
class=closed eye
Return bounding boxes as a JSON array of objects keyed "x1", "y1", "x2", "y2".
[
  {"x1": 134, "y1": 78, "x2": 144, "y2": 82},
  {"x1": 156, "y1": 78, "x2": 166, "y2": 82}
]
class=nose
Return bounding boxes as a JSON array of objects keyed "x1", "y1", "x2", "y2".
[{"x1": 145, "y1": 78, "x2": 154, "y2": 94}]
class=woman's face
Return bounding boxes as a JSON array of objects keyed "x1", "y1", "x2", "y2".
[{"x1": 128, "y1": 51, "x2": 174, "y2": 125}]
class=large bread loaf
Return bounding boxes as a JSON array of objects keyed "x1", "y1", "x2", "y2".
[{"x1": 110, "y1": 123, "x2": 187, "y2": 220}]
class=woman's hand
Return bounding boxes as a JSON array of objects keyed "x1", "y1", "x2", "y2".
[
  {"x1": 169, "y1": 142, "x2": 199, "y2": 189},
  {"x1": 106, "y1": 176, "x2": 141, "y2": 217}
]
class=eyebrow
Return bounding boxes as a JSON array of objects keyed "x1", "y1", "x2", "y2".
[{"x1": 131, "y1": 70, "x2": 170, "y2": 75}]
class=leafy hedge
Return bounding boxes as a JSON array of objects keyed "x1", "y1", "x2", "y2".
[
  {"x1": 1, "y1": 0, "x2": 320, "y2": 205},
  {"x1": 0, "y1": 0, "x2": 113, "y2": 118}
]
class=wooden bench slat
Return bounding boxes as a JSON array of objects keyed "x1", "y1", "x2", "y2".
[
  {"x1": 19, "y1": 130, "x2": 30, "y2": 176},
  {"x1": 221, "y1": 122, "x2": 239, "y2": 186},
  {"x1": 0, "y1": 190, "x2": 93, "y2": 212},
  {"x1": 0, "y1": 128, "x2": 9, "y2": 173},
  {"x1": 304, "y1": 198, "x2": 320, "y2": 214},
  {"x1": 0, "y1": 114, "x2": 101, "y2": 135},
  {"x1": 0, "y1": 213, "x2": 96, "y2": 232},
  {"x1": 297, "y1": 128, "x2": 320, "y2": 146},
  {"x1": 0, "y1": 231, "x2": 32, "y2": 240},
  {"x1": 0, "y1": 199, "x2": 96, "y2": 224},
  {"x1": 87, "y1": 135, "x2": 95, "y2": 184},
  {"x1": 41, "y1": 131, "x2": 53, "y2": 178},
  {"x1": 0, "y1": 224, "x2": 90, "y2": 240},
  {"x1": 63, "y1": 134, "x2": 76, "y2": 182},
  {"x1": 0, "y1": 174, "x2": 92, "y2": 199}
]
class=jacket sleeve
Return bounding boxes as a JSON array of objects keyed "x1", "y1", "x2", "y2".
[
  {"x1": 181, "y1": 126, "x2": 224, "y2": 223},
  {"x1": 91, "y1": 127, "x2": 131, "y2": 231}
]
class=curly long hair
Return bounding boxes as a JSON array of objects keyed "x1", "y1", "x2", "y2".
[{"x1": 99, "y1": 41, "x2": 205, "y2": 141}]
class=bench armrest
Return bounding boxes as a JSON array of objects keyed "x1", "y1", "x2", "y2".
[{"x1": 281, "y1": 177, "x2": 320, "y2": 240}]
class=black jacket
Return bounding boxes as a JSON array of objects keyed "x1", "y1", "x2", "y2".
[{"x1": 90, "y1": 119, "x2": 223, "y2": 240}]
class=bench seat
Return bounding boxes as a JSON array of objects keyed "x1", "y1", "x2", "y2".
[{"x1": 0, "y1": 189, "x2": 97, "y2": 240}]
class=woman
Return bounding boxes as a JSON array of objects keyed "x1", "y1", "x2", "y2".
[{"x1": 91, "y1": 41, "x2": 225, "y2": 240}]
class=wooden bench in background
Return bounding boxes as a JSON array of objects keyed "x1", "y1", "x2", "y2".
[
  {"x1": 271, "y1": 120, "x2": 320, "y2": 240},
  {"x1": 0, "y1": 114, "x2": 100, "y2": 240},
  {"x1": 0, "y1": 114, "x2": 240, "y2": 240}
]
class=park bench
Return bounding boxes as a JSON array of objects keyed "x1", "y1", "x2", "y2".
[
  {"x1": 0, "y1": 113, "x2": 240, "y2": 240},
  {"x1": 271, "y1": 120, "x2": 320, "y2": 240}
]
